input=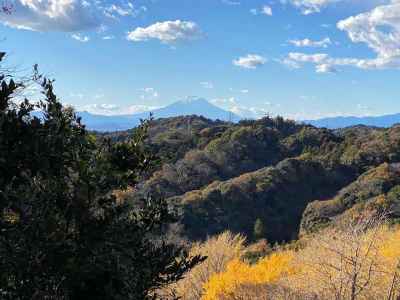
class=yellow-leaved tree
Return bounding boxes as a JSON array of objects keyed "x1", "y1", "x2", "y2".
[
  {"x1": 286, "y1": 212, "x2": 400, "y2": 300},
  {"x1": 158, "y1": 231, "x2": 246, "y2": 299},
  {"x1": 202, "y1": 251, "x2": 296, "y2": 300}
]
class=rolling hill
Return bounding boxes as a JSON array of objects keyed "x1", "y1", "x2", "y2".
[{"x1": 109, "y1": 116, "x2": 400, "y2": 244}]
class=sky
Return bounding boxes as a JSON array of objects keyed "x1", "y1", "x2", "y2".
[{"x1": 1, "y1": 0, "x2": 400, "y2": 120}]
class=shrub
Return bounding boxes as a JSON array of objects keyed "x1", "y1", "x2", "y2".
[{"x1": 159, "y1": 231, "x2": 246, "y2": 299}]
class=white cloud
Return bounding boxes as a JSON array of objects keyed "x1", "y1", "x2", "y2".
[
  {"x1": 200, "y1": 81, "x2": 214, "y2": 89},
  {"x1": 102, "y1": 35, "x2": 115, "y2": 40},
  {"x1": 105, "y1": 4, "x2": 132, "y2": 17},
  {"x1": 316, "y1": 64, "x2": 337, "y2": 73},
  {"x1": 230, "y1": 105, "x2": 270, "y2": 119},
  {"x1": 285, "y1": 0, "x2": 342, "y2": 15},
  {"x1": 288, "y1": 52, "x2": 329, "y2": 64},
  {"x1": 250, "y1": 5, "x2": 273, "y2": 16},
  {"x1": 211, "y1": 97, "x2": 272, "y2": 119},
  {"x1": 289, "y1": 37, "x2": 331, "y2": 48},
  {"x1": 127, "y1": 20, "x2": 202, "y2": 44},
  {"x1": 71, "y1": 33, "x2": 90, "y2": 42},
  {"x1": 83, "y1": 103, "x2": 119, "y2": 114},
  {"x1": 233, "y1": 54, "x2": 267, "y2": 69},
  {"x1": 261, "y1": 5, "x2": 273, "y2": 16},
  {"x1": 0, "y1": 0, "x2": 100, "y2": 31},
  {"x1": 281, "y1": 57, "x2": 301, "y2": 69},
  {"x1": 104, "y1": 3, "x2": 146, "y2": 19},
  {"x1": 337, "y1": 1, "x2": 400, "y2": 62},
  {"x1": 284, "y1": 1, "x2": 400, "y2": 71},
  {"x1": 81, "y1": 103, "x2": 160, "y2": 115},
  {"x1": 125, "y1": 104, "x2": 161, "y2": 115},
  {"x1": 0, "y1": 0, "x2": 147, "y2": 32}
]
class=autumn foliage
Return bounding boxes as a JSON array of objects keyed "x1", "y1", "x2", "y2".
[
  {"x1": 159, "y1": 231, "x2": 246, "y2": 299},
  {"x1": 202, "y1": 251, "x2": 296, "y2": 300},
  {"x1": 165, "y1": 212, "x2": 400, "y2": 300}
]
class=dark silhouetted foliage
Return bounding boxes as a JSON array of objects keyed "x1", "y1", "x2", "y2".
[{"x1": 0, "y1": 54, "x2": 204, "y2": 299}]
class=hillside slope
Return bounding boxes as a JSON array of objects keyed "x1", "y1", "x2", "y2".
[
  {"x1": 301, "y1": 163, "x2": 400, "y2": 235},
  {"x1": 133, "y1": 117, "x2": 347, "y2": 200},
  {"x1": 109, "y1": 117, "x2": 400, "y2": 244},
  {"x1": 173, "y1": 158, "x2": 354, "y2": 243}
]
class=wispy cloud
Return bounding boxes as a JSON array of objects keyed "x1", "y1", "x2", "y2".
[
  {"x1": 80, "y1": 103, "x2": 161, "y2": 115},
  {"x1": 139, "y1": 87, "x2": 159, "y2": 99},
  {"x1": 250, "y1": 5, "x2": 273, "y2": 16},
  {"x1": 233, "y1": 54, "x2": 267, "y2": 69},
  {"x1": 104, "y1": 3, "x2": 146, "y2": 19},
  {"x1": 71, "y1": 33, "x2": 90, "y2": 42},
  {"x1": 283, "y1": 1, "x2": 400, "y2": 72},
  {"x1": 282, "y1": 0, "x2": 342, "y2": 15},
  {"x1": 316, "y1": 64, "x2": 337, "y2": 73},
  {"x1": 0, "y1": 0, "x2": 99, "y2": 31},
  {"x1": 0, "y1": 0, "x2": 147, "y2": 32},
  {"x1": 289, "y1": 37, "x2": 331, "y2": 48}
]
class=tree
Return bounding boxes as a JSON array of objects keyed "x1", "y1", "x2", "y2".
[
  {"x1": 253, "y1": 218, "x2": 265, "y2": 241},
  {"x1": 291, "y1": 211, "x2": 390, "y2": 300},
  {"x1": 0, "y1": 53, "x2": 204, "y2": 299}
]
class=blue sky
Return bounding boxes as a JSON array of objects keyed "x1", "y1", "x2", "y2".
[{"x1": 1, "y1": 0, "x2": 399, "y2": 120}]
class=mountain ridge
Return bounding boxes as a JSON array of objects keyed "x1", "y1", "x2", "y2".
[
  {"x1": 305, "y1": 113, "x2": 400, "y2": 129},
  {"x1": 76, "y1": 98, "x2": 241, "y2": 131}
]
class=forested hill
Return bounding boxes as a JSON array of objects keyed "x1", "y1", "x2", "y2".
[{"x1": 104, "y1": 116, "x2": 400, "y2": 244}]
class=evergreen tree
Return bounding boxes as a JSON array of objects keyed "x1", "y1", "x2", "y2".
[
  {"x1": 253, "y1": 218, "x2": 266, "y2": 240},
  {"x1": 0, "y1": 53, "x2": 204, "y2": 299}
]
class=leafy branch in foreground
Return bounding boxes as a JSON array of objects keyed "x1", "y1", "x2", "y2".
[{"x1": 0, "y1": 53, "x2": 204, "y2": 299}]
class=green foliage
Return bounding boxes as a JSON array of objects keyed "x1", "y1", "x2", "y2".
[
  {"x1": 253, "y1": 218, "x2": 265, "y2": 240},
  {"x1": 134, "y1": 116, "x2": 306, "y2": 203},
  {"x1": 100, "y1": 116, "x2": 228, "y2": 166},
  {"x1": 0, "y1": 55, "x2": 203, "y2": 299},
  {"x1": 176, "y1": 158, "x2": 353, "y2": 243},
  {"x1": 301, "y1": 163, "x2": 400, "y2": 235}
]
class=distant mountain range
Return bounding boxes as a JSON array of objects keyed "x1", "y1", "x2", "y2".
[
  {"x1": 76, "y1": 98, "x2": 241, "y2": 131},
  {"x1": 305, "y1": 113, "x2": 400, "y2": 129},
  {"x1": 34, "y1": 97, "x2": 400, "y2": 131}
]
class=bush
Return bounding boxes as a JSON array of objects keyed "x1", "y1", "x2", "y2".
[{"x1": 159, "y1": 231, "x2": 246, "y2": 299}]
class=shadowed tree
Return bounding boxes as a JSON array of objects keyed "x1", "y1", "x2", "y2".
[
  {"x1": 253, "y1": 218, "x2": 266, "y2": 241},
  {"x1": 0, "y1": 53, "x2": 204, "y2": 299}
]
